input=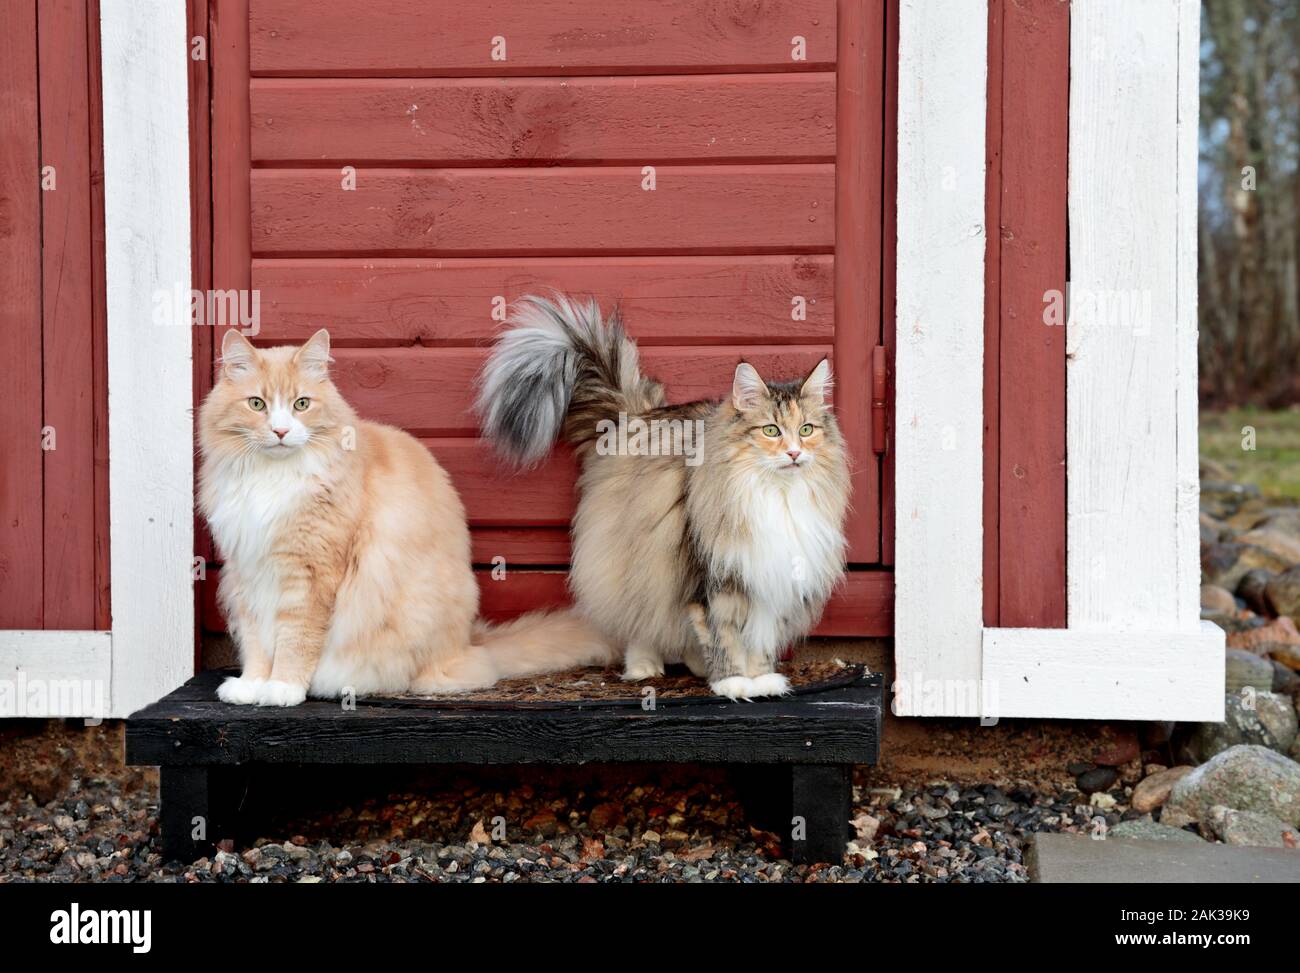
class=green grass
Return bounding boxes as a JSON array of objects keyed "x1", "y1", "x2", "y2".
[{"x1": 1201, "y1": 407, "x2": 1300, "y2": 499}]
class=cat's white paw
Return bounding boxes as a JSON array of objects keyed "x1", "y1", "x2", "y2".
[
  {"x1": 254, "y1": 679, "x2": 307, "y2": 707},
  {"x1": 711, "y1": 676, "x2": 757, "y2": 701},
  {"x1": 217, "y1": 676, "x2": 265, "y2": 705},
  {"x1": 748, "y1": 673, "x2": 792, "y2": 698},
  {"x1": 621, "y1": 659, "x2": 664, "y2": 681}
]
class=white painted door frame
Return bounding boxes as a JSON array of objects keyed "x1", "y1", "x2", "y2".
[
  {"x1": 893, "y1": 0, "x2": 1223, "y2": 720},
  {"x1": 0, "y1": 1, "x2": 193, "y2": 720}
]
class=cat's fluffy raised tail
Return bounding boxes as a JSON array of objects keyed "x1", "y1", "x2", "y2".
[
  {"x1": 475, "y1": 294, "x2": 664, "y2": 465},
  {"x1": 471, "y1": 610, "x2": 619, "y2": 679}
]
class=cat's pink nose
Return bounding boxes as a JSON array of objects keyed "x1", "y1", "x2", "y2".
[
  {"x1": 273, "y1": 427, "x2": 290, "y2": 440},
  {"x1": 786, "y1": 450, "x2": 802, "y2": 462}
]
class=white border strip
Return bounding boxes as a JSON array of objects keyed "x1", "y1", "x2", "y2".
[
  {"x1": 892, "y1": 0, "x2": 988, "y2": 715},
  {"x1": 101, "y1": 1, "x2": 194, "y2": 717}
]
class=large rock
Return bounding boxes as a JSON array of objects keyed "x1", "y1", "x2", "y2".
[
  {"x1": 1266, "y1": 566, "x2": 1300, "y2": 618},
  {"x1": 1204, "y1": 544, "x2": 1291, "y2": 591},
  {"x1": 1273, "y1": 660, "x2": 1300, "y2": 694},
  {"x1": 1206, "y1": 806, "x2": 1298, "y2": 848},
  {"x1": 1227, "y1": 615, "x2": 1300, "y2": 654},
  {"x1": 1236, "y1": 568, "x2": 1275, "y2": 615},
  {"x1": 1130, "y1": 765, "x2": 1194, "y2": 813},
  {"x1": 1163, "y1": 745, "x2": 1300, "y2": 827},
  {"x1": 1269, "y1": 642, "x2": 1300, "y2": 672},
  {"x1": 1107, "y1": 819, "x2": 1203, "y2": 843},
  {"x1": 1224, "y1": 649, "x2": 1276, "y2": 694},
  {"x1": 1254, "y1": 508, "x2": 1300, "y2": 537},
  {"x1": 1189, "y1": 692, "x2": 1298, "y2": 762},
  {"x1": 1201, "y1": 584, "x2": 1238, "y2": 615},
  {"x1": 1224, "y1": 498, "x2": 1300, "y2": 532},
  {"x1": 1237, "y1": 527, "x2": 1300, "y2": 565}
]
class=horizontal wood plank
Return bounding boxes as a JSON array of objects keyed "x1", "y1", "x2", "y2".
[
  {"x1": 250, "y1": 255, "x2": 834, "y2": 345},
  {"x1": 203, "y1": 567, "x2": 891, "y2": 636},
  {"x1": 318, "y1": 344, "x2": 833, "y2": 435},
  {"x1": 250, "y1": 0, "x2": 837, "y2": 76},
  {"x1": 432, "y1": 440, "x2": 576, "y2": 526},
  {"x1": 251, "y1": 74, "x2": 835, "y2": 165},
  {"x1": 470, "y1": 527, "x2": 571, "y2": 564},
  {"x1": 250, "y1": 165, "x2": 836, "y2": 256}
]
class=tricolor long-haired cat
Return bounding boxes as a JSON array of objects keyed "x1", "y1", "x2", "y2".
[
  {"x1": 199, "y1": 328, "x2": 613, "y2": 706},
  {"x1": 477, "y1": 295, "x2": 851, "y2": 700}
]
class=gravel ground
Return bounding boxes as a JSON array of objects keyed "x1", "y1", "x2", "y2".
[{"x1": 0, "y1": 719, "x2": 1145, "y2": 883}]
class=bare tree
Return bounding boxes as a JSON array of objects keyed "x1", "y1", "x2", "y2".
[{"x1": 1200, "y1": 0, "x2": 1300, "y2": 407}]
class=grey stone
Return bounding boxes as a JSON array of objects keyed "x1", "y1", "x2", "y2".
[
  {"x1": 1267, "y1": 566, "x2": 1300, "y2": 618},
  {"x1": 1201, "y1": 584, "x2": 1238, "y2": 615},
  {"x1": 1225, "y1": 650, "x2": 1275, "y2": 694},
  {"x1": 1076, "y1": 767, "x2": 1118, "y2": 794},
  {"x1": 1236, "y1": 568, "x2": 1276, "y2": 616},
  {"x1": 1164, "y1": 745, "x2": 1300, "y2": 827},
  {"x1": 1188, "y1": 692, "x2": 1298, "y2": 762},
  {"x1": 1272, "y1": 660, "x2": 1300, "y2": 695},
  {"x1": 1207, "y1": 807, "x2": 1298, "y2": 848},
  {"x1": 1107, "y1": 819, "x2": 1203, "y2": 843},
  {"x1": 1206, "y1": 544, "x2": 1292, "y2": 592},
  {"x1": 1238, "y1": 527, "x2": 1300, "y2": 565}
]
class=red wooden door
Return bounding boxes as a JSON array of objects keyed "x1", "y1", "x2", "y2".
[{"x1": 201, "y1": 0, "x2": 892, "y2": 636}]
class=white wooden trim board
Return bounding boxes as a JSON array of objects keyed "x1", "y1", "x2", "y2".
[{"x1": 100, "y1": 0, "x2": 194, "y2": 718}]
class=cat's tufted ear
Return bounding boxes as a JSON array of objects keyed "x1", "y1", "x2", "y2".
[
  {"x1": 294, "y1": 328, "x2": 333, "y2": 380},
  {"x1": 800, "y1": 358, "x2": 833, "y2": 403},
  {"x1": 732, "y1": 362, "x2": 768, "y2": 413},
  {"x1": 219, "y1": 329, "x2": 256, "y2": 379}
]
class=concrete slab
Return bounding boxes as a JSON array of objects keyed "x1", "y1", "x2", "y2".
[{"x1": 1028, "y1": 833, "x2": 1300, "y2": 883}]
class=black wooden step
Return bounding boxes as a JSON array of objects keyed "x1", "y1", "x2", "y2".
[{"x1": 125, "y1": 666, "x2": 882, "y2": 867}]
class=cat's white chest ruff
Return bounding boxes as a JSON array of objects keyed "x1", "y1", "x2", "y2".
[
  {"x1": 736, "y1": 477, "x2": 841, "y2": 609},
  {"x1": 207, "y1": 460, "x2": 317, "y2": 566}
]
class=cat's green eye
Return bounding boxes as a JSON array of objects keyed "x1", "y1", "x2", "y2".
[
  {"x1": 761, "y1": 424, "x2": 781, "y2": 438},
  {"x1": 293, "y1": 397, "x2": 311, "y2": 412},
  {"x1": 247, "y1": 397, "x2": 266, "y2": 412},
  {"x1": 799, "y1": 423, "x2": 814, "y2": 437}
]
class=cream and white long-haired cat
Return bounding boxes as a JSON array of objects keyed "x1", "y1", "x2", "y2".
[
  {"x1": 477, "y1": 295, "x2": 851, "y2": 700},
  {"x1": 199, "y1": 328, "x2": 613, "y2": 706}
]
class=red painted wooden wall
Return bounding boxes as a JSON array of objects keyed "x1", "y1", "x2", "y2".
[
  {"x1": 0, "y1": 0, "x2": 109, "y2": 631},
  {"x1": 196, "y1": 0, "x2": 897, "y2": 638}
]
